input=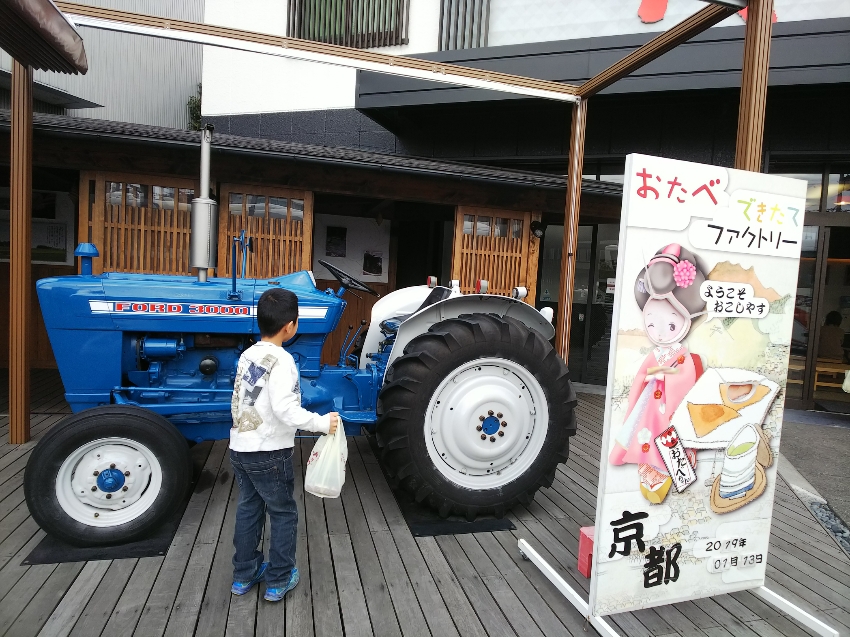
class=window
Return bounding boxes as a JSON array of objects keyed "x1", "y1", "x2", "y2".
[
  {"x1": 438, "y1": 0, "x2": 490, "y2": 51},
  {"x1": 772, "y1": 173, "x2": 823, "y2": 212},
  {"x1": 826, "y1": 172, "x2": 850, "y2": 213},
  {"x1": 287, "y1": 0, "x2": 410, "y2": 48}
]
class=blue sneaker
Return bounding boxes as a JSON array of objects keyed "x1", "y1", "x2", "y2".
[
  {"x1": 264, "y1": 568, "x2": 299, "y2": 602},
  {"x1": 231, "y1": 562, "x2": 268, "y2": 595}
]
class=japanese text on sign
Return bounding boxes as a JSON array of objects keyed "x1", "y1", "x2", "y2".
[{"x1": 699, "y1": 282, "x2": 771, "y2": 319}]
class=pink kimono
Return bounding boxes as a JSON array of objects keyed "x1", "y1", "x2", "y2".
[{"x1": 610, "y1": 343, "x2": 701, "y2": 472}]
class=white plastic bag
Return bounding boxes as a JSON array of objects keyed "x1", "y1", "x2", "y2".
[
  {"x1": 843, "y1": 370, "x2": 850, "y2": 394},
  {"x1": 304, "y1": 426, "x2": 348, "y2": 498}
]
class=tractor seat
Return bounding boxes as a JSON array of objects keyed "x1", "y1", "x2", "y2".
[{"x1": 380, "y1": 317, "x2": 406, "y2": 335}]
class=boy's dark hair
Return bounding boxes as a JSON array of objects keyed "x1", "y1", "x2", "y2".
[
  {"x1": 257, "y1": 288, "x2": 298, "y2": 337},
  {"x1": 825, "y1": 310, "x2": 843, "y2": 327}
]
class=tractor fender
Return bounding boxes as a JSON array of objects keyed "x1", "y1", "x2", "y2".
[{"x1": 387, "y1": 295, "x2": 555, "y2": 370}]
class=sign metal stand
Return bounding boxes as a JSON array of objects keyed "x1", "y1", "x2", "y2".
[{"x1": 517, "y1": 539, "x2": 839, "y2": 637}]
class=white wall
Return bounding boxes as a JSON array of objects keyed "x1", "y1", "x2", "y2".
[
  {"x1": 202, "y1": 0, "x2": 440, "y2": 116},
  {"x1": 487, "y1": 0, "x2": 850, "y2": 47},
  {"x1": 312, "y1": 214, "x2": 392, "y2": 284}
]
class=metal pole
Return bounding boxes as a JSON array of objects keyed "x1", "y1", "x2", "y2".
[
  {"x1": 734, "y1": 0, "x2": 774, "y2": 172},
  {"x1": 200, "y1": 125, "x2": 211, "y2": 199},
  {"x1": 9, "y1": 60, "x2": 33, "y2": 444},
  {"x1": 554, "y1": 99, "x2": 588, "y2": 361}
]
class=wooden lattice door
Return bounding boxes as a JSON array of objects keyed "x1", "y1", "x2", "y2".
[
  {"x1": 218, "y1": 184, "x2": 313, "y2": 278},
  {"x1": 79, "y1": 171, "x2": 199, "y2": 275},
  {"x1": 450, "y1": 206, "x2": 541, "y2": 304}
]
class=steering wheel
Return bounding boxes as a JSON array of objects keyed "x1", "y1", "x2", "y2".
[{"x1": 318, "y1": 259, "x2": 381, "y2": 297}]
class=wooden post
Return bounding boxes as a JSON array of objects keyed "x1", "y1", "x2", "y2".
[
  {"x1": 735, "y1": 0, "x2": 774, "y2": 172},
  {"x1": 9, "y1": 60, "x2": 33, "y2": 444},
  {"x1": 554, "y1": 99, "x2": 588, "y2": 360}
]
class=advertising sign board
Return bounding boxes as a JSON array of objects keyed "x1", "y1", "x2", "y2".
[{"x1": 589, "y1": 154, "x2": 806, "y2": 614}]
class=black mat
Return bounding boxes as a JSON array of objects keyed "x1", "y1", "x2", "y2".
[
  {"x1": 23, "y1": 442, "x2": 212, "y2": 565},
  {"x1": 366, "y1": 435, "x2": 515, "y2": 537}
]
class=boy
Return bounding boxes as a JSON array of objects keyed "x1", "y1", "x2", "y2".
[{"x1": 229, "y1": 287, "x2": 340, "y2": 602}]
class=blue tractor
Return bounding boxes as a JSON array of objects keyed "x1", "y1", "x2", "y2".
[{"x1": 24, "y1": 128, "x2": 577, "y2": 546}]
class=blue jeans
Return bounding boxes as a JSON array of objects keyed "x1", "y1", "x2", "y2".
[{"x1": 230, "y1": 448, "x2": 297, "y2": 588}]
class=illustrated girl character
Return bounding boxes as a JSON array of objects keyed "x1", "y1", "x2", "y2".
[
  {"x1": 609, "y1": 244, "x2": 707, "y2": 503},
  {"x1": 637, "y1": 0, "x2": 775, "y2": 25}
]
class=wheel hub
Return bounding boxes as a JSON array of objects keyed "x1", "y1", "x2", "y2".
[
  {"x1": 69, "y1": 443, "x2": 152, "y2": 511},
  {"x1": 96, "y1": 468, "x2": 125, "y2": 493},
  {"x1": 426, "y1": 357, "x2": 549, "y2": 489},
  {"x1": 481, "y1": 415, "x2": 501, "y2": 436}
]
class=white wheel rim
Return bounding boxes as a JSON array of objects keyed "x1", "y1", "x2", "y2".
[
  {"x1": 425, "y1": 357, "x2": 549, "y2": 489},
  {"x1": 55, "y1": 437, "x2": 162, "y2": 528}
]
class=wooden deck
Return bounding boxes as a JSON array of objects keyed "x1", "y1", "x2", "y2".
[{"x1": 0, "y1": 372, "x2": 848, "y2": 637}]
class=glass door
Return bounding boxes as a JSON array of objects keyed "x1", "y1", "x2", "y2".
[
  {"x1": 786, "y1": 226, "x2": 820, "y2": 402},
  {"x1": 807, "y1": 227, "x2": 850, "y2": 413},
  {"x1": 536, "y1": 224, "x2": 620, "y2": 385},
  {"x1": 581, "y1": 225, "x2": 619, "y2": 384},
  {"x1": 537, "y1": 225, "x2": 594, "y2": 379}
]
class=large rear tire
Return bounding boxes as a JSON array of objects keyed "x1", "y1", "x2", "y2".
[
  {"x1": 25, "y1": 405, "x2": 192, "y2": 546},
  {"x1": 376, "y1": 313, "x2": 577, "y2": 519}
]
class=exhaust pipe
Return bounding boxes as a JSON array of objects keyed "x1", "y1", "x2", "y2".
[{"x1": 189, "y1": 124, "x2": 218, "y2": 282}]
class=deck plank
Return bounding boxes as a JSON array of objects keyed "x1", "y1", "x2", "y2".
[
  {"x1": 285, "y1": 440, "x2": 313, "y2": 637},
  {"x1": 38, "y1": 560, "x2": 111, "y2": 637},
  {"x1": 434, "y1": 535, "x2": 517, "y2": 637},
  {"x1": 133, "y1": 439, "x2": 229, "y2": 636},
  {"x1": 301, "y1": 442, "x2": 343, "y2": 637},
  {"x1": 195, "y1": 479, "x2": 237, "y2": 637},
  {"x1": 100, "y1": 557, "x2": 164, "y2": 637},
  {"x1": 329, "y1": 533, "x2": 374, "y2": 637},
  {"x1": 67, "y1": 558, "x2": 138, "y2": 637},
  {"x1": 5, "y1": 562, "x2": 84, "y2": 637},
  {"x1": 339, "y1": 454, "x2": 403, "y2": 637},
  {"x1": 355, "y1": 439, "x2": 459, "y2": 637},
  {"x1": 164, "y1": 463, "x2": 236, "y2": 637}
]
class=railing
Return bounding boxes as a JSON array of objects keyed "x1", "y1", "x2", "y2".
[
  {"x1": 439, "y1": 0, "x2": 489, "y2": 50},
  {"x1": 287, "y1": 0, "x2": 410, "y2": 49}
]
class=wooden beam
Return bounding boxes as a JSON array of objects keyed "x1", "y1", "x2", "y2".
[
  {"x1": 735, "y1": 0, "x2": 774, "y2": 171},
  {"x1": 9, "y1": 60, "x2": 33, "y2": 444},
  {"x1": 55, "y1": 2, "x2": 579, "y2": 103},
  {"x1": 578, "y1": 3, "x2": 737, "y2": 98},
  {"x1": 554, "y1": 99, "x2": 588, "y2": 361}
]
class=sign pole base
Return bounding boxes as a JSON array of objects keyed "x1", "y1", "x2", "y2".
[
  {"x1": 752, "y1": 586, "x2": 838, "y2": 637},
  {"x1": 517, "y1": 539, "x2": 621, "y2": 637},
  {"x1": 518, "y1": 540, "x2": 839, "y2": 637}
]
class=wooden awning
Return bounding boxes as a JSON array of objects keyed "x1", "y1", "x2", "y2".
[{"x1": 0, "y1": 0, "x2": 87, "y2": 73}]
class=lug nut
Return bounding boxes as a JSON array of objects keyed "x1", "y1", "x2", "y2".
[
  {"x1": 110, "y1": 463, "x2": 116, "y2": 469},
  {"x1": 94, "y1": 513, "x2": 99, "y2": 518},
  {"x1": 93, "y1": 471, "x2": 99, "y2": 476},
  {"x1": 476, "y1": 425, "x2": 483, "y2": 431},
  {"x1": 497, "y1": 412, "x2": 503, "y2": 418},
  {"x1": 490, "y1": 436, "x2": 496, "y2": 442},
  {"x1": 480, "y1": 434, "x2": 486, "y2": 440},
  {"x1": 106, "y1": 493, "x2": 112, "y2": 499},
  {"x1": 122, "y1": 486, "x2": 129, "y2": 492},
  {"x1": 479, "y1": 415, "x2": 485, "y2": 421},
  {"x1": 501, "y1": 421, "x2": 507, "y2": 427},
  {"x1": 91, "y1": 486, "x2": 97, "y2": 492},
  {"x1": 488, "y1": 410, "x2": 494, "y2": 416},
  {"x1": 498, "y1": 431, "x2": 505, "y2": 437},
  {"x1": 124, "y1": 471, "x2": 130, "y2": 477}
]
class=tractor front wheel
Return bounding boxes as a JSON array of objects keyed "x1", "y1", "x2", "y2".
[
  {"x1": 25, "y1": 406, "x2": 192, "y2": 546},
  {"x1": 376, "y1": 313, "x2": 577, "y2": 519}
]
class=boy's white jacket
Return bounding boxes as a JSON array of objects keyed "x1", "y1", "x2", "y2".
[{"x1": 230, "y1": 341, "x2": 331, "y2": 452}]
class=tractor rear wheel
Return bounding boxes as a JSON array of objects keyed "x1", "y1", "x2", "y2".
[
  {"x1": 376, "y1": 313, "x2": 577, "y2": 519},
  {"x1": 25, "y1": 405, "x2": 192, "y2": 546}
]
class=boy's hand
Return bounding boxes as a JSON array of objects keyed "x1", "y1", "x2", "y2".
[{"x1": 328, "y1": 412, "x2": 340, "y2": 435}]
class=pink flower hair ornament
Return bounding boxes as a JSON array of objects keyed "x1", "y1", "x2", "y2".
[{"x1": 673, "y1": 260, "x2": 696, "y2": 288}]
